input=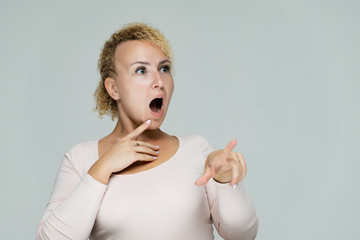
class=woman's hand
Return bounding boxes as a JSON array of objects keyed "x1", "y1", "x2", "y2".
[
  {"x1": 88, "y1": 120, "x2": 160, "y2": 185},
  {"x1": 195, "y1": 139, "x2": 247, "y2": 188}
]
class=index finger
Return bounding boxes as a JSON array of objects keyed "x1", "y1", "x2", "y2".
[
  {"x1": 124, "y1": 120, "x2": 151, "y2": 140},
  {"x1": 223, "y1": 138, "x2": 237, "y2": 157}
]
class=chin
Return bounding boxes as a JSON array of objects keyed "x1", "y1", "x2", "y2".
[{"x1": 148, "y1": 118, "x2": 165, "y2": 130}]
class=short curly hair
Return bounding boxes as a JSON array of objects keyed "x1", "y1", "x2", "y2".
[{"x1": 94, "y1": 22, "x2": 173, "y2": 120}]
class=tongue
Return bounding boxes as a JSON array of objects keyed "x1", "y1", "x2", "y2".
[{"x1": 150, "y1": 100, "x2": 160, "y2": 112}]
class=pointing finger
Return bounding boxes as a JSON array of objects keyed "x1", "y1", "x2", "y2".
[
  {"x1": 124, "y1": 120, "x2": 151, "y2": 140},
  {"x1": 223, "y1": 139, "x2": 237, "y2": 157}
]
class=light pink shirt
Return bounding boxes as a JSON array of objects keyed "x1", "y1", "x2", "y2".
[{"x1": 37, "y1": 135, "x2": 258, "y2": 240}]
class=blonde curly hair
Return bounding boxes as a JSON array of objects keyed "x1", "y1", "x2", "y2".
[{"x1": 94, "y1": 22, "x2": 173, "y2": 120}]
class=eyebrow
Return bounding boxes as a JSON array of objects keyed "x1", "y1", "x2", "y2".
[
  {"x1": 159, "y1": 60, "x2": 171, "y2": 65},
  {"x1": 130, "y1": 61, "x2": 150, "y2": 66},
  {"x1": 130, "y1": 59, "x2": 171, "y2": 66}
]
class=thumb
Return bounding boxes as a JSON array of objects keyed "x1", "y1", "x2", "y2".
[{"x1": 195, "y1": 165, "x2": 214, "y2": 186}]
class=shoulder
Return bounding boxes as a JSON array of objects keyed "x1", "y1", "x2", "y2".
[
  {"x1": 64, "y1": 140, "x2": 99, "y2": 177},
  {"x1": 179, "y1": 135, "x2": 213, "y2": 157},
  {"x1": 179, "y1": 134, "x2": 210, "y2": 144},
  {"x1": 65, "y1": 140, "x2": 98, "y2": 159}
]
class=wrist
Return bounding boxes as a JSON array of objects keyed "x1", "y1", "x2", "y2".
[
  {"x1": 213, "y1": 171, "x2": 232, "y2": 184},
  {"x1": 213, "y1": 177, "x2": 231, "y2": 184},
  {"x1": 88, "y1": 158, "x2": 112, "y2": 185}
]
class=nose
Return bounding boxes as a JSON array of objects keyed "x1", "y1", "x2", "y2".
[{"x1": 152, "y1": 71, "x2": 164, "y2": 89}]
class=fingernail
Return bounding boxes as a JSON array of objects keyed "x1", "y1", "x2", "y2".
[
  {"x1": 155, "y1": 151, "x2": 159, "y2": 155},
  {"x1": 153, "y1": 156, "x2": 157, "y2": 160},
  {"x1": 146, "y1": 119, "x2": 151, "y2": 124},
  {"x1": 232, "y1": 184, "x2": 238, "y2": 189},
  {"x1": 156, "y1": 145, "x2": 160, "y2": 149}
]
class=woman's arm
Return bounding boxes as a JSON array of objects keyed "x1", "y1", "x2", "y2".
[
  {"x1": 36, "y1": 155, "x2": 107, "y2": 240},
  {"x1": 195, "y1": 136, "x2": 259, "y2": 239},
  {"x1": 37, "y1": 121, "x2": 158, "y2": 239},
  {"x1": 206, "y1": 179, "x2": 259, "y2": 240}
]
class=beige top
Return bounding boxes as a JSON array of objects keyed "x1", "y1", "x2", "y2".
[{"x1": 37, "y1": 135, "x2": 258, "y2": 240}]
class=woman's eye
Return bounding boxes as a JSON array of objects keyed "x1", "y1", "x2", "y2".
[
  {"x1": 160, "y1": 65, "x2": 170, "y2": 73},
  {"x1": 136, "y1": 67, "x2": 147, "y2": 75}
]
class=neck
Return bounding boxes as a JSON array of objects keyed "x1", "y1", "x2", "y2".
[{"x1": 111, "y1": 117, "x2": 165, "y2": 141}]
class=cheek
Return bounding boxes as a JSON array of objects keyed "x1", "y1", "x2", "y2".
[
  {"x1": 168, "y1": 78, "x2": 175, "y2": 95},
  {"x1": 119, "y1": 85, "x2": 147, "y2": 111},
  {"x1": 127, "y1": 86, "x2": 147, "y2": 101},
  {"x1": 119, "y1": 78, "x2": 147, "y2": 96}
]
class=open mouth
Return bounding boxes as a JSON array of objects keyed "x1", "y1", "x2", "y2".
[{"x1": 149, "y1": 98, "x2": 163, "y2": 113}]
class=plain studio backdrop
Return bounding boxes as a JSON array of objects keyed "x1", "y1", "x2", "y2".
[{"x1": 1, "y1": 0, "x2": 359, "y2": 239}]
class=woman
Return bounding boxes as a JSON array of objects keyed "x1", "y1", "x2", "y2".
[{"x1": 37, "y1": 23, "x2": 258, "y2": 240}]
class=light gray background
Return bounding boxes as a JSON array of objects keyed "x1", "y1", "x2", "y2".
[{"x1": 1, "y1": 0, "x2": 359, "y2": 239}]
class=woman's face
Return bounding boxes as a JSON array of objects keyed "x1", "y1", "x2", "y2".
[{"x1": 112, "y1": 40, "x2": 174, "y2": 130}]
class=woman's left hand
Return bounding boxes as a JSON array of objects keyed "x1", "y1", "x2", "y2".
[{"x1": 195, "y1": 139, "x2": 247, "y2": 188}]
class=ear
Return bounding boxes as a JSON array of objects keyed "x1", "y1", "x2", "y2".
[{"x1": 104, "y1": 77, "x2": 121, "y2": 100}]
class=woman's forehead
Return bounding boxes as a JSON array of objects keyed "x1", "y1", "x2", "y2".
[{"x1": 114, "y1": 40, "x2": 168, "y2": 64}]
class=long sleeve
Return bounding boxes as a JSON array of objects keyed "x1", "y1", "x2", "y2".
[
  {"x1": 199, "y1": 136, "x2": 259, "y2": 240},
  {"x1": 37, "y1": 154, "x2": 107, "y2": 240},
  {"x1": 37, "y1": 136, "x2": 258, "y2": 240},
  {"x1": 206, "y1": 180, "x2": 259, "y2": 240}
]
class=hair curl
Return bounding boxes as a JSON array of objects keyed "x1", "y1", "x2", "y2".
[{"x1": 94, "y1": 22, "x2": 173, "y2": 120}]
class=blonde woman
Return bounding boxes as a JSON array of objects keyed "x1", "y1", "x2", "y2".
[{"x1": 37, "y1": 23, "x2": 258, "y2": 240}]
